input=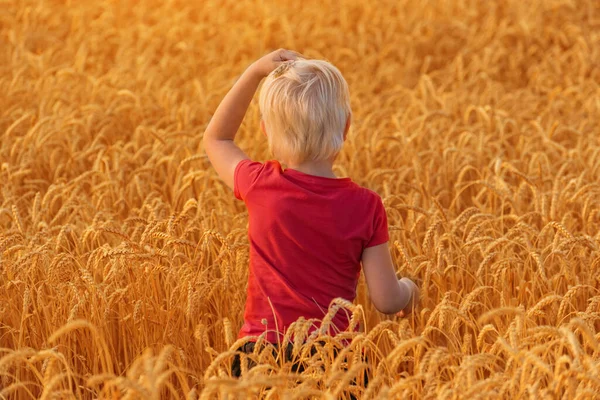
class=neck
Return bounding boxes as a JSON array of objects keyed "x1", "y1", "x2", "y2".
[{"x1": 287, "y1": 159, "x2": 337, "y2": 178}]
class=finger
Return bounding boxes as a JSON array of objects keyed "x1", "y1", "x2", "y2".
[
  {"x1": 287, "y1": 50, "x2": 304, "y2": 59},
  {"x1": 281, "y1": 50, "x2": 302, "y2": 61}
]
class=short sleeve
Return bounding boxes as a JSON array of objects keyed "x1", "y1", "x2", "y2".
[
  {"x1": 365, "y1": 196, "x2": 389, "y2": 248},
  {"x1": 234, "y1": 159, "x2": 264, "y2": 201}
]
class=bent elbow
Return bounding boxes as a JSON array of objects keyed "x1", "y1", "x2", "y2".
[
  {"x1": 202, "y1": 132, "x2": 211, "y2": 145},
  {"x1": 372, "y1": 299, "x2": 402, "y2": 315},
  {"x1": 371, "y1": 282, "x2": 411, "y2": 315},
  {"x1": 202, "y1": 133, "x2": 216, "y2": 155}
]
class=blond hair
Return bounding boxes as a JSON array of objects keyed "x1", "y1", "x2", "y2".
[{"x1": 258, "y1": 59, "x2": 351, "y2": 165}]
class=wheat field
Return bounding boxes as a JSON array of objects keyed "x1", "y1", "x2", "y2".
[{"x1": 1, "y1": 0, "x2": 599, "y2": 398}]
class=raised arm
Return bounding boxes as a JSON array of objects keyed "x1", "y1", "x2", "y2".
[
  {"x1": 203, "y1": 49, "x2": 300, "y2": 189},
  {"x1": 361, "y1": 242, "x2": 419, "y2": 316}
]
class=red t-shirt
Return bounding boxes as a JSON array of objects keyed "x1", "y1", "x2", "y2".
[{"x1": 234, "y1": 159, "x2": 389, "y2": 343}]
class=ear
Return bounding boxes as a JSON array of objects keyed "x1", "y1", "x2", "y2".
[
  {"x1": 343, "y1": 114, "x2": 352, "y2": 141},
  {"x1": 260, "y1": 119, "x2": 267, "y2": 137}
]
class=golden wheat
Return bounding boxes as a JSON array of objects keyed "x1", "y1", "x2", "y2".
[{"x1": 1, "y1": 0, "x2": 600, "y2": 398}]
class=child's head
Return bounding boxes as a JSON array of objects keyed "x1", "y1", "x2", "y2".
[{"x1": 259, "y1": 59, "x2": 351, "y2": 165}]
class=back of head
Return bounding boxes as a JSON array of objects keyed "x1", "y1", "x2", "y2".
[{"x1": 259, "y1": 59, "x2": 351, "y2": 165}]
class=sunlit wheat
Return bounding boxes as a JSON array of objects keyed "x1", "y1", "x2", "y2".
[{"x1": 1, "y1": 0, "x2": 599, "y2": 398}]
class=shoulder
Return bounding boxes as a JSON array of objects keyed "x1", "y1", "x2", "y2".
[
  {"x1": 235, "y1": 159, "x2": 283, "y2": 178},
  {"x1": 340, "y1": 183, "x2": 386, "y2": 216},
  {"x1": 353, "y1": 185, "x2": 385, "y2": 205},
  {"x1": 363, "y1": 187, "x2": 383, "y2": 200},
  {"x1": 234, "y1": 159, "x2": 283, "y2": 200},
  {"x1": 263, "y1": 160, "x2": 283, "y2": 173}
]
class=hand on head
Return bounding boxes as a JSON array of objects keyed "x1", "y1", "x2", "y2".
[{"x1": 251, "y1": 49, "x2": 303, "y2": 78}]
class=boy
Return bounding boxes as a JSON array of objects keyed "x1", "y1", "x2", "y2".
[{"x1": 203, "y1": 49, "x2": 419, "y2": 358}]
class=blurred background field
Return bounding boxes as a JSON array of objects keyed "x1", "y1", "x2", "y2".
[{"x1": 1, "y1": 0, "x2": 599, "y2": 398}]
